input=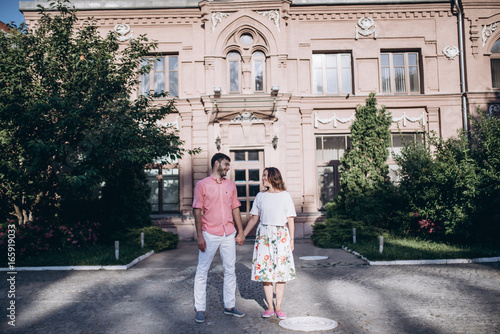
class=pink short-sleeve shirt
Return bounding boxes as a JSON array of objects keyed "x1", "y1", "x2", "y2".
[{"x1": 192, "y1": 175, "x2": 241, "y2": 236}]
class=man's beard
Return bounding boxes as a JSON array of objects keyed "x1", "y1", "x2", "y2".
[{"x1": 217, "y1": 165, "x2": 227, "y2": 177}]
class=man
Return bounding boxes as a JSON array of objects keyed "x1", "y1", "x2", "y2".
[{"x1": 192, "y1": 153, "x2": 246, "y2": 323}]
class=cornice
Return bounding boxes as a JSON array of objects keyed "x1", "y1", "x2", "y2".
[{"x1": 289, "y1": 10, "x2": 453, "y2": 21}]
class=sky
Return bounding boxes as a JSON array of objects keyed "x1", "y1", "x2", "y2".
[{"x1": 0, "y1": 0, "x2": 30, "y2": 25}]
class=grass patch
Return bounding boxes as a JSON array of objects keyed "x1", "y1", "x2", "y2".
[
  {"x1": 7, "y1": 243, "x2": 153, "y2": 267},
  {"x1": 344, "y1": 235, "x2": 500, "y2": 261}
]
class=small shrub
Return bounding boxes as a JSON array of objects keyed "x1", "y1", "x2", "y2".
[
  {"x1": 311, "y1": 213, "x2": 379, "y2": 248},
  {"x1": 125, "y1": 226, "x2": 179, "y2": 252},
  {"x1": 0, "y1": 219, "x2": 100, "y2": 258}
]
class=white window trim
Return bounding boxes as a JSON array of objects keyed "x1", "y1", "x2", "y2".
[
  {"x1": 312, "y1": 53, "x2": 352, "y2": 95},
  {"x1": 380, "y1": 51, "x2": 420, "y2": 94}
]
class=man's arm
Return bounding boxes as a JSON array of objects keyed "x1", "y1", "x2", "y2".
[
  {"x1": 194, "y1": 208, "x2": 206, "y2": 252},
  {"x1": 232, "y1": 207, "x2": 245, "y2": 245}
]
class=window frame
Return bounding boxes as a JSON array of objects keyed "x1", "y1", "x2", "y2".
[
  {"x1": 490, "y1": 39, "x2": 500, "y2": 89},
  {"x1": 312, "y1": 53, "x2": 353, "y2": 95},
  {"x1": 315, "y1": 134, "x2": 352, "y2": 209},
  {"x1": 315, "y1": 134, "x2": 352, "y2": 162},
  {"x1": 252, "y1": 51, "x2": 266, "y2": 93},
  {"x1": 145, "y1": 165, "x2": 180, "y2": 214},
  {"x1": 380, "y1": 51, "x2": 421, "y2": 95},
  {"x1": 140, "y1": 54, "x2": 179, "y2": 98},
  {"x1": 389, "y1": 132, "x2": 424, "y2": 159},
  {"x1": 227, "y1": 51, "x2": 242, "y2": 93}
]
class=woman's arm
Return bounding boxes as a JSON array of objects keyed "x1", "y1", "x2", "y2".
[
  {"x1": 243, "y1": 214, "x2": 260, "y2": 237},
  {"x1": 287, "y1": 217, "x2": 295, "y2": 251}
]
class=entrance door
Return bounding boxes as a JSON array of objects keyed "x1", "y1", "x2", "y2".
[{"x1": 231, "y1": 150, "x2": 264, "y2": 236}]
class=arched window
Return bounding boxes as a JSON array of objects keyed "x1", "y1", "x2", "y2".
[
  {"x1": 491, "y1": 40, "x2": 500, "y2": 89},
  {"x1": 228, "y1": 51, "x2": 241, "y2": 93},
  {"x1": 252, "y1": 51, "x2": 265, "y2": 92}
]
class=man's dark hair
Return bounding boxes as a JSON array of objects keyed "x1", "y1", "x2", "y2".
[{"x1": 211, "y1": 153, "x2": 231, "y2": 169}]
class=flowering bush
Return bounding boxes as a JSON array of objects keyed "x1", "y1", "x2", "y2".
[
  {"x1": 0, "y1": 219, "x2": 100, "y2": 258},
  {"x1": 412, "y1": 212, "x2": 442, "y2": 238}
]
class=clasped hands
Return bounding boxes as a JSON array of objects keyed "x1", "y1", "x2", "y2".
[{"x1": 235, "y1": 232, "x2": 245, "y2": 246}]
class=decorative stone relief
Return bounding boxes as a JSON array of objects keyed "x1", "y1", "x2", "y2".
[
  {"x1": 443, "y1": 46, "x2": 459, "y2": 60},
  {"x1": 314, "y1": 113, "x2": 355, "y2": 128},
  {"x1": 392, "y1": 112, "x2": 426, "y2": 127},
  {"x1": 231, "y1": 112, "x2": 262, "y2": 122},
  {"x1": 212, "y1": 12, "x2": 230, "y2": 31},
  {"x1": 355, "y1": 17, "x2": 377, "y2": 40},
  {"x1": 489, "y1": 103, "x2": 500, "y2": 117},
  {"x1": 482, "y1": 22, "x2": 498, "y2": 47},
  {"x1": 256, "y1": 10, "x2": 280, "y2": 32},
  {"x1": 315, "y1": 111, "x2": 426, "y2": 128},
  {"x1": 114, "y1": 24, "x2": 133, "y2": 42}
]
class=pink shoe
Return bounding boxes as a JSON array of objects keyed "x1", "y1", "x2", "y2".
[
  {"x1": 275, "y1": 311, "x2": 287, "y2": 320},
  {"x1": 262, "y1": 310, "x2": 275, "y2": 318}
]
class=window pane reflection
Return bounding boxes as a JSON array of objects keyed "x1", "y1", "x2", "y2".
[
  {"x1": 235, "y1": 151, "x2": 245, "y2": 161},
  {"x1": 235, "y1": 169, "x2": 246, "y2": 181},
  {"x1": 248, "y1": 151, "x2": 259, "y2": 161},
  {"x1": 317, "y1": 166, "x2": 335, "y2": 209},
  {"x1": 237, "y1": 185, "x2": 246, "y2": 197},
  {"x1": 248, "y1": 169, "x2": 260, "y2": 181},
  {"x1": 249, "y1": 185, "x2": 260, "y2": 197},
  {"x1": 240, "y1": 200, "x2": 247, "y2": 213}
]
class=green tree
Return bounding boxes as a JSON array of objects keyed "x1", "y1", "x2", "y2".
[
  {"x1": 0, "y1": 1, "x2": 196, "y2": 230},
  {"x1": 394, "y1": 109, "x2": 500, "y2": 243},
  {"x1": 336, "y1": 93, "x2": 393, "y2": 225}
]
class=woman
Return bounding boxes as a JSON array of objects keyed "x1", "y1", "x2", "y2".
[{"x1": 242, "y1": 167, "x2": 296, "y2": 320}]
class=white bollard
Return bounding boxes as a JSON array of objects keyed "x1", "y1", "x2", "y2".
[
  {"x1": 115, "y1": 241, "x2": 119, "y2": 260},
  {"x1": 141, "y1": 232, "x2": 144, "y2": 248},
  {"x1": 353, "y1": 228, "x2": 357, "y2": 244},
  {"x1": 379, "y1": 236, "x2": 384, "y2": 254}
]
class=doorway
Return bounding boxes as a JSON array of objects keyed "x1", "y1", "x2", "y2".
[{"x1": 230, "y1": 150, "x2": 264, "y2": 236}]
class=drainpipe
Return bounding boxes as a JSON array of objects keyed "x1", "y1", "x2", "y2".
[{"x1": 453, "y1": 0, "x2": 468, "y2": 132}]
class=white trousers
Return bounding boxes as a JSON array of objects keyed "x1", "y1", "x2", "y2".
[{"x1": 194, "y1": 231, "x2": 237, "y2": 312}]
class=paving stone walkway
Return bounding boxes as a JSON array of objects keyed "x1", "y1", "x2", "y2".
[{"x1": 1, "y1": 240, "x2": 499, "y2": 333}]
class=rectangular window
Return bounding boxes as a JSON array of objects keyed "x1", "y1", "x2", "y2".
[
  {"x1": 313, "y1": 53, "x2": 352, "y2": 95},
  {"x1": 315, "y1": 134, "x2": 352, "y2": 161},
  {"x1": 381, "y1": 52, "x2": 420, "y2": 94},
  {"x1": 145, "y1": 167, "x2": 179, "y2": 213},
  {"x1": 315, "y1": 134, "x2": 350, "y2": 209},
  {"x1": 141, "y1": 55, "x2": 178, "y2": 97},
  {"x1": 254, "y1": 59, "x2": 263, "y2": 91},
  {"x1": 317, "y1": 166, "x2": 335, "y2": 209},
  {"x1": 230, "y1": 60, "x2": 240, "y2": 92},
  {"x1": 390, "y1": 133, "x2": 424, "y2": 157}
]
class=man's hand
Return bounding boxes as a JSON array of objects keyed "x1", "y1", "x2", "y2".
[
  {"x1": 235, "y1": 232, "x2": 245, "y2": 245},
  {"x1": 197, "y1": 234, "x2": 207, "y2": 252}
]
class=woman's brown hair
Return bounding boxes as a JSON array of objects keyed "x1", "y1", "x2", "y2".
[{"x1": 264, "y1": 167, "x2": 286, "y2": 191}]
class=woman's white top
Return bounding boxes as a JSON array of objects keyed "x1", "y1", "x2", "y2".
[{"x1": 249, "y1": 191, "x2": 296, "y2": 226}]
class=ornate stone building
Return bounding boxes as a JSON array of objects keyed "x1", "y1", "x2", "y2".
[{"x1": 20, "y1": 0, "x2": 500, "y2": 240}]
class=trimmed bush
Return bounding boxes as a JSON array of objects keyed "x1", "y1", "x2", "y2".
[
  {"x1": 126, "y1": 226, "x2": 179, "y2": 252},
  {"x1": 312, "y1": 203, "x2": 379, "y2": 248}
]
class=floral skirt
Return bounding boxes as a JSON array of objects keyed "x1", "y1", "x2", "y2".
[{"x1": 251, "y1": 224, "x2": 296, "y2": 282}]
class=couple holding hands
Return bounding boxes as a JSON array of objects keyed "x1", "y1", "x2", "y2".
[{"x1": 193, "y1": 153, "x2": 296, "y2": 323}]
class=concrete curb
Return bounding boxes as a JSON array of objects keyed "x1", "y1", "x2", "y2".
[
  {"x1": 0, "y1": 250, "x2": 155, "y2": 271},
  {"x1": 342, "y1": 246, "x2": 500, "y2": 266}
]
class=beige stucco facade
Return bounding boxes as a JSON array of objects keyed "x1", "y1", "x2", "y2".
[{"x1": 20, "y1": 0, "x2": 500, "y2": 240}]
